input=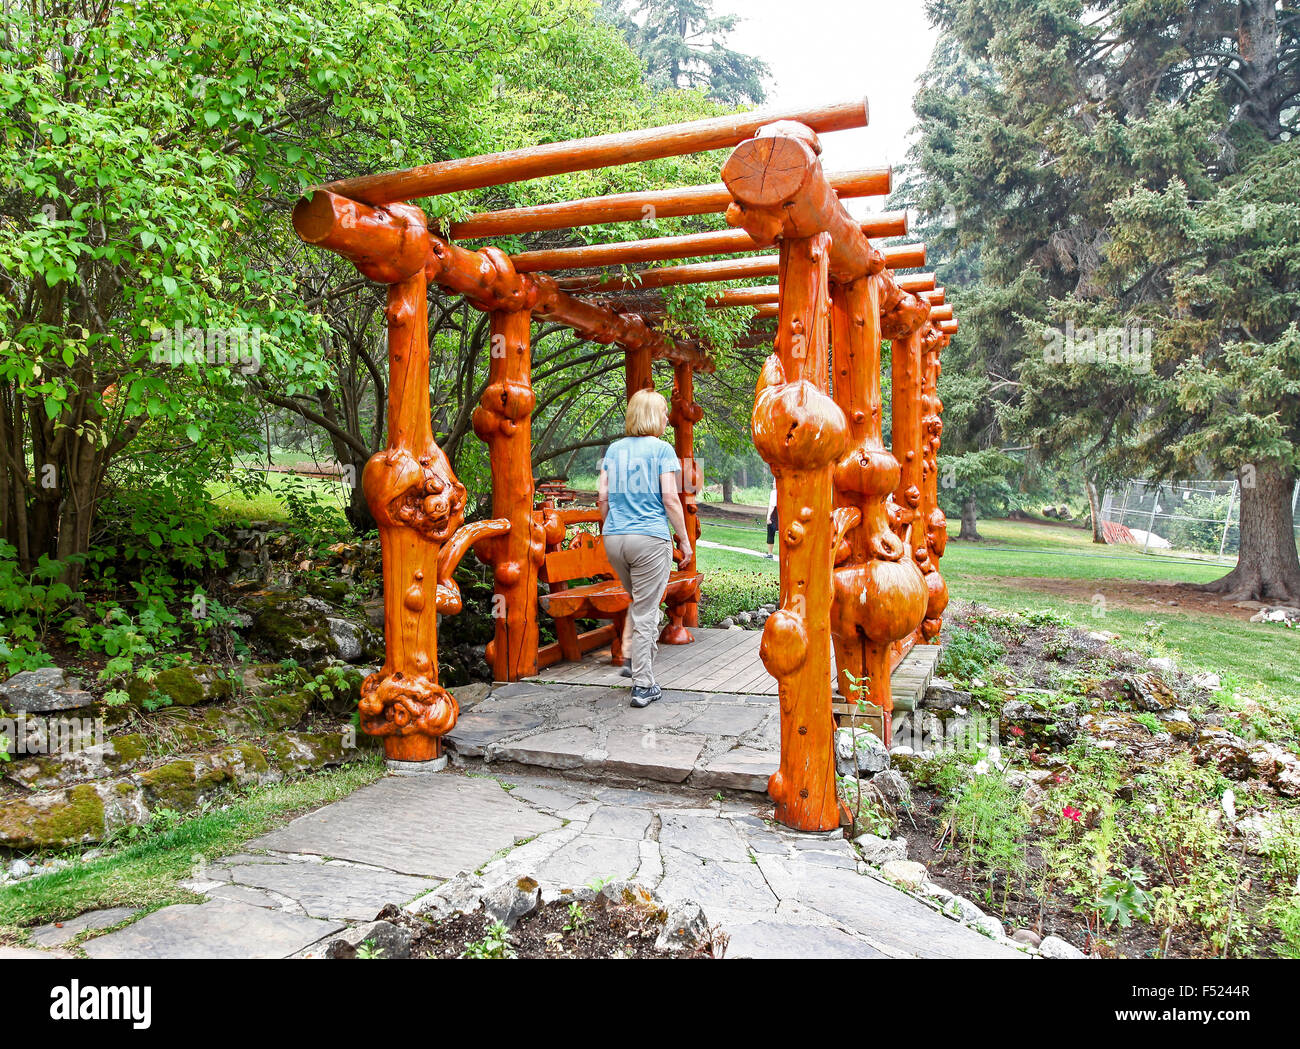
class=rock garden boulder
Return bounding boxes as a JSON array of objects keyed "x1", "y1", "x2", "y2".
[
  {"x1": 126, "y1": 664, "x2": 233, "y2": 709},
  {"x1": 0, "y1": 668, "x2": 95, "y2": 715},
  {"x1": 834, "y1": 727, "x2": 890, "y2": 776},
  {"x1": 240, "y1": 590, "x2": 378, "y2": 667},
  {"x1": 1000, "y1": 697, "x2": 1079, "y2": 748}
]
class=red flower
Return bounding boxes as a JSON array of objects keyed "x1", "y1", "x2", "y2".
[
  {"x1": 1009, "y1": 726, "x2": 1025, "y2": 737},
  {"x1": 1063, "y1": 806, "x2": 1082, "y2": 823}
]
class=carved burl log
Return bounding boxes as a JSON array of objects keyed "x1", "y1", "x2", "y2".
[
  {"x1": 918, "y1": 323, "x2": 949, "y2": 640},
  {"x1": 292, "y1": 193, "x2": 507, "y2": 760},
  {"x1": 663, "y1": 359, "x2": 703, "y2": 640},
  {"x1": 884, "y1": 272, "x2": 944, "y2": 648},
  {"x1": 750, "y1": 233, "x2": 848, "y2": 832},
  {"x1": 472, "y1": 308, "x2": 545, "y2": 681},
  {"x1": 829, "y1": 277, "x2": 926, "y2": 743}
]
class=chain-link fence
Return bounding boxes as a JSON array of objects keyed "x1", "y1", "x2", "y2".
[{"x1": 1099, "y1": 478, "x2": 1300, "y2": 560}]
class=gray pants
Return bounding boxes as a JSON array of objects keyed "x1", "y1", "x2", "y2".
[{"x1": 603, "y1": 533, "x2": 673, "y2": 689}]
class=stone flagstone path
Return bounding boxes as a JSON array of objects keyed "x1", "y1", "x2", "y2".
[{"x1": 70, "y1": 766, "x2": 1025, "y2": 960}]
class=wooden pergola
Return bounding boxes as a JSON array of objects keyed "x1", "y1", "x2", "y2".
[{"x1": 292, "y1": 98, "x2": 955, "y2": 832}]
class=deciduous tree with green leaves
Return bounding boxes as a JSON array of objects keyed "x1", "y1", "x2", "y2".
[{"x1": 0, "y1": 0, "x2": 544, "y2": 576}]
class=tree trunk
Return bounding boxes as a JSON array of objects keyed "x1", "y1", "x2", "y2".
[
  {"x1": 958, "y1": 493, "x2": 980, "y2": 540},
  {"x1": 722, "y1": 476, "x2": 734, "y2": 503},
  {"x1": 1086, "y1": 479, "x2": 1106, "y2": 544},
  {"x1": 1190, "y1": 461, "x2": 1300, "y2": 602}
]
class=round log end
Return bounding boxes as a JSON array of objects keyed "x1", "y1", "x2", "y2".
[
  {"x1": 722, "y1": 134, "x2": 816, "y2": 208},
  {"x1": 292, "y1": 189, "x2": 341, "y2": 244}
]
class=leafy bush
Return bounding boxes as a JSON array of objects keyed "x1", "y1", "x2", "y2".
[
  {"x1": 940, "y1": 772, "x2": 1030, "y2": 880},
  {"x1": 0, "y1": 543, "x2": 77, "y2": 673},
  {"x1": 937, "y1": 623, "x2": 1006, "y2": 681}
]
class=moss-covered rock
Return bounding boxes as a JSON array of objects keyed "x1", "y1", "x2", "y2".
[
  {"x1": 4, "y1": 733, "x2": 151, "y2": 792},
  {"x1": 240, "y1": 590, "x2": 377, "y2": 668},
  {"x1": 0, "y1": 717, "x2": 364, "y2": 847},
  {"x1": 127, "y1": 664, "x2": 233, "y2": 710},
  {"x1": 136, "y1": 744, "x2": 274, "y2": 810},
  {"x1": 0, "y1": 783, "x2": 106, "y2": 848},
  {"x1": 238, "y1": 662, "x2": 310, "y2": 696},
  {"x1": 241, "y1": 591, "x2": 337, "y2": 664},
  {"x1": 269, "y1": 730, "x2": 352, "y2": 773}
]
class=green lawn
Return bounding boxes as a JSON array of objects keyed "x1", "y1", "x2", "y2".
[
  {"x1": 208, "y1": 470, "x2": 349, "y2": 526},
  {"x1": 697, "y1": 515, "x2": 1300, "y2": 700}
]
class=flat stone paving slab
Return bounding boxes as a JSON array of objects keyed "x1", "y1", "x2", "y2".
[
  {"x1": 30, "y1": 907, "x2": 140, "y2": 948},
  {"x1": 213, "y1": 858, "x2": 438, "y2": 921},
  {"x1": 82, "y1": 900, "x2": 341, "y2": 959},
  {"x1": 446, "y1": 708, "x2": 550, "y2": 757},
  {"x1": 537, "y1": 835, "x2": 641, "y2": 886},
  {"x1": 488, "y1": 726, "x2": 600, "y2": 770},
  {"x1": 603, "y1": 728, "x2": 706, "y2": 782},
  {"x1": 788, "y1": 864, "x2": 1024, "y2": 960},
  {"x1": 679, "y1": 704, "x2": 769, "y2": 737},
  {"x1": 249, "y1": 773, "x2": 560, "y2": 878},
  {"x1": 691, "y1": 747, "x2": 778, "y2": 792},
  {"x1": 723, "y1": 919, "x2": 890, "y2": 959}
]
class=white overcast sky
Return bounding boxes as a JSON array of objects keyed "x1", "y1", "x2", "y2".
[{"x1": 723, "y1": 0, "x2": 939, "y2": 217}]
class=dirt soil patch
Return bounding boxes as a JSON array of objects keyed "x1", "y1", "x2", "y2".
[
  {"x1": 983, "y1": 575, "x2": 1260, "y2": 620},
  {"x1": 401, "y1": 898, "x2": 718, "y2": 960}
]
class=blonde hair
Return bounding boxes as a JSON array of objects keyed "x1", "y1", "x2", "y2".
[{"x1": 625, "y1": 388, "x2": 669, "y2": 437}]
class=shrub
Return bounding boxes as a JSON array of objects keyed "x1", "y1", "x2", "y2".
[
  {"x1": 938, "y1": 623, "x2": 1006, "y2": 681},
  {"x1": 940, "y1": 771, "x2": 1030, "y2": 880}
]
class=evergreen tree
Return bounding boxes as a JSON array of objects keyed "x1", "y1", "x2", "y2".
[
  {"x1": 600, "y1": 0, "x2": 770, "y2": 105},
  {"x1": 904, "y1": 0, "x2": 1300, "y2": 599}
]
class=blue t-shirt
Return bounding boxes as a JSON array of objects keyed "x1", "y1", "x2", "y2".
[{"x1": 601, "y1": 436, "x2": 681, "y2": 540}]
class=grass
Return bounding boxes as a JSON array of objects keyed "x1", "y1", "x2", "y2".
[
  {"x1": 694, "y1": 514, "x2": 1300, "y2": 699},
  {"x1": 208, "y1": 470, "x2": 350, "y2": 526},
  {"x1": 0, "y1": 756, "x2": 384, "y2": 936},
  {"x1": 944, "y1": 518, "x2": 1231, "y2": 584}
]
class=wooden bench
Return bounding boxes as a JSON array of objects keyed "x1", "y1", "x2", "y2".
[{"x1": 536, "y1": 509, "x2": 702, "y2": 669}]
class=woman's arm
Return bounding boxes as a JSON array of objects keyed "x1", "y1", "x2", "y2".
[
  {"x1": 660, "y1": 472, "x2": 691, "y2": 556},
  {"x1": 598, "y1": 465, "x2": 610, "y2": 523}
]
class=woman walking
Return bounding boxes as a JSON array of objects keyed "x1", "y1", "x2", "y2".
[{"x1": 598, "y1": 389, "x2": 692, "y2": 707}]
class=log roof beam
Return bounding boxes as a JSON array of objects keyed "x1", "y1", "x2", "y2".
[
  {"x1": 316, "y1": 98, "x2": 871, "y2": 206},
  {"x1": 293, "y1": 189, "x2": 713, "y2": 371},
  {"x1": 449, "y1": 167, "x2": 890, "y2": 240},
  {"x1": 508, "y1": 212, "x2": 911, "y2": 273}
]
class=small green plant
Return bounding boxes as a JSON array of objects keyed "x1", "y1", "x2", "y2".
[
  {"x1": 356, "y1": 940, "x2": 385, "y2": 959},
  {"x1": 938, "y1": 771, "x2": 1030, "y2": 885},
  {"x1": 302, "y1": 664, "x2": 358, "y2": 707},
  {"x1": 563, "y1": 901, "x2": 590, "y2": 934},
  {"x1": 937, "y1": 623, "x2": 1006, "y2": 682},
  {"x1": 461, "y1": 921, "x2": 516, "y2": 959},
  {"x1": 1134, "y1": 712, "x2": 1162, "y2": 734},
  {"x1": 1096, "y1": 867, "x2": 1153, "y2": 928},
  {"x1": 0, "y1": 543, "x2": 80, "y2": 674},
  {"x1": 1263, "y1": 894, "x2": 1300, "y2": 959}
]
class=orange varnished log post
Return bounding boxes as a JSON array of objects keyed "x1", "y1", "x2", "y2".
[
  {"x1": 917, "y1": 323, "x2": 950, "y2": 641},
  {"x1": 754, "y1": 235, "x2": 845, "y2": 830},
  {"x1": 625, "y1": 344, "x2": 654, "y2": 399},
  {"x1": 725, "y1": 121, "x2": 854, "y2": 831},
  {"x1": 884, "y1": 278, "x2": 944, "y2": 645},
  {"x1": 472, "y1": 308, "x2": 544, "y2": 680},
  {"x1": 664, "y1": 360, "x2": 703, "y2": 640},
  {"x1": 292, "y1": 191, "x2": 508, "y2": 762},
  {"x1": 829, "y1": 277, "x2": 927, "y2": 743}
]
